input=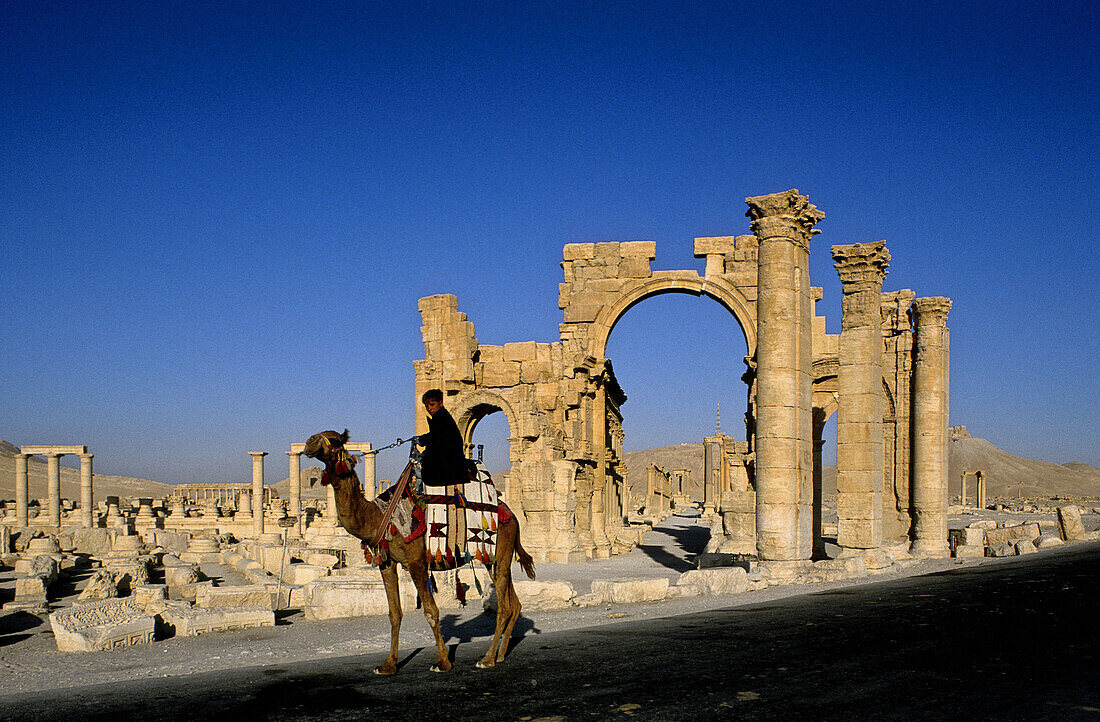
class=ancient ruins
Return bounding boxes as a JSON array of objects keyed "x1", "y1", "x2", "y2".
[
  {"x1": 5, "y1": 187, "x2": 1095, "y2": 657},
  {"x1": 414, "y1": 189, "x2": 953, "y2": 563}
]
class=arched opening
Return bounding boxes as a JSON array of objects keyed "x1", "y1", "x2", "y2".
[
  {"x1": 603, "y1": 291, "x2": 752, "y2": 550},
  {"x1": 451, "y1": 391, "x2": 520, "y2": 504}
]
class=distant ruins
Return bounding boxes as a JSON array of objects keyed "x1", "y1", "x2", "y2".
[{"x1": 414, "y1": 189, "x2": 954, "y2": 563}]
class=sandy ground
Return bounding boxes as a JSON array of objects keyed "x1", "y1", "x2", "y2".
[{"x1": 0, "y1": 506, "x2": 1097, "y2": 698}]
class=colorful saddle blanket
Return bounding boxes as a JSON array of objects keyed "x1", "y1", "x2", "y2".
[{"x1": 424, "y1": 464, "x2": 501, "y2": 571}]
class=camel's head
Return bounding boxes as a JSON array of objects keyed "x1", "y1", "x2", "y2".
[{"x1": 304, "y1": 429, "x2": 357, "y2": 486}]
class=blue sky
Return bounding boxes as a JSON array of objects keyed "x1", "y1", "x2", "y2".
[{"x1": 2, "y1": 1, "x2": 1097, "y2": 485}]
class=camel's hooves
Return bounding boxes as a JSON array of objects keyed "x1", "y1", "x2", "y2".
[
  {"x1": 374, "y1": 666, "x2": 397, "y2": 676},
  {"x1": 475, "y1": 659, "x2": 495, "y2": 669},
  {"x1": 430, "y1": 664, "x2": 451, "y2": 673}
]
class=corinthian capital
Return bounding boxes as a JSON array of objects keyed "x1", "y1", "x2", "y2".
[
  {"x1": 744, "y1": 189, "x2": 825, "y2": 248},
  {"x1": 832, "y1": 241, "x2": 891, "y2": 291},
  {"x1": 911, "y1": 297, "x2": 952, "y2": 327}
]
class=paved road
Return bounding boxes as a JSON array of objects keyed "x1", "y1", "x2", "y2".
[{"x1": 4, "y1": 545, "x2": 1097, "y2": 721}]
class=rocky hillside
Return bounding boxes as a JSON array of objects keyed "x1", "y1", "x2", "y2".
[{"x1": 624, "y1": 433, "x2": 1100, "y2": 504}]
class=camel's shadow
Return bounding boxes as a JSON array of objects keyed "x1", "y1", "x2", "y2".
[{"x1": 438, "y1": 611, "x2": 540, "y2": 660}]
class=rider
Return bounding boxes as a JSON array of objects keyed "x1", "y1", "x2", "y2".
[{"x1": 416, "y1": 388, "x2": 468, "y2": 488}]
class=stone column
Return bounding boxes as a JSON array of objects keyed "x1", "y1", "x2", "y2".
[
  {"x1": 746, "y1": 189, "x2": 824, "y2": 560},
  {"x1": 362, "y1": 450, "x2": 377, "y2": 499},
  {"x1": 80, "y1": 453, "x2": 94, "y2": 528},
  {"x1": 591, "y1": 383, "x2": 609, "y2": 555},
  {"x1": 287, "y1": 451, "x2": 302, "y2": 536},
  {"x1": 832, "y1": 241, "x2": 890, "y2": 551},
  {"x1": 46, "y1": 453, "x2": 62, "y2": 527},
  {"x1": 249, "y1": 452, "x2": 267, "y2": 538},
  {"x1": 15, "y1": 454, "x2": 29, "y2": 527},
  {"x1": 976, "y1": 471, "x2": 986, "y2": 510},
  {"x1": 910, "y1": 297, "x2": 951, "y2": 556}
]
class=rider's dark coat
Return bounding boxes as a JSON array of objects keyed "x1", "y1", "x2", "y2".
[{"x1": 420, "y1": 406, "x2": 467, "y2": 488}]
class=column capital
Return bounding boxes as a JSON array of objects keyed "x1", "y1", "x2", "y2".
[
  {"x1": 248, "y1": 451, "x2": 268, "y2": 458},
  {"x1": 745, "y1": 189, "x2": 824, "y2": 249},
  {"x1": 832, "y1": 241, "x2": 890, "y2": 291},
  {"x1": 79, "y1": 453, "x2": 94, "y2": 460},
  {"x1": 286, "y1": 450, "x2": 302, "y2": 457},
  {"x1": 911, "y1": 297, "x2": 952, "y2": 327}
]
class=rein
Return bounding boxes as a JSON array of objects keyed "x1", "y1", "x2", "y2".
[{"x1": 368, "y1": 459, "x2": 415, "y2": 555}]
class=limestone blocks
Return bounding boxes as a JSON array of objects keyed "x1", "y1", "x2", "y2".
[
  {"x1": 1056, "y1": 505, "x2": 1086, "y2": 541},
  {"x1": 49, "y1": 599, "x2": 155, "y2": 652},
  {"x1": 158, "y1": 606, "x2": 274, "y2": 637}
]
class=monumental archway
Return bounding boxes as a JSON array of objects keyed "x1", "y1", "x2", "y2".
[{"x1": 413, "y1": 189, "x2": 954, "y2": 565}]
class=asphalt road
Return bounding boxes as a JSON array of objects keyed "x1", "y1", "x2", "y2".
[{"x1": 3, "y1": 545, "x2": 1097, "y2": 722}]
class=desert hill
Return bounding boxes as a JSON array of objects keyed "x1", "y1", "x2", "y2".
[{"x1": 624, "y1": 432, "x2": 1100, "y2": 505}]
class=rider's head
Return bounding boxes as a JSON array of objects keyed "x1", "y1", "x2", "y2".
[{"x1": 421, "y1": 388, "x2": 444, "y2": 417}]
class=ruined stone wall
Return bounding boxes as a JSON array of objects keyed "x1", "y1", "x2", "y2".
[{"x1": 412, "y1": 190, "x2": 952, "y2": 564}]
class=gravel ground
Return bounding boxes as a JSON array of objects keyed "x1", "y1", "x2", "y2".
[{"x1": 1, "y1": 507, "x2": 1096, "y2": 697}]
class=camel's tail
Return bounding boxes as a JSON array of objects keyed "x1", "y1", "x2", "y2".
[{"x1": 514, "y1": 522, "x2": 536, "y2": 580}]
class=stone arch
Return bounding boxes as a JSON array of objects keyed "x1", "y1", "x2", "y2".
[
  {"x1": 450, "y1": 389, "x2": 521, "y2": 453},
  {"x1": 586, "y1": 275, "x2": 757, "y2": 360}
]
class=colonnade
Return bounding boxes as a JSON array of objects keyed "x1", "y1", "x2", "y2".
[{"x1": 12, "y1": 445, "x2": 93, "y2": 528}]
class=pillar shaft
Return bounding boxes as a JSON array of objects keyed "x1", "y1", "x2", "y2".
[
  {"x1": 910, "y1": 297, "x2": 951, "y2": 556},
  {"x1": 362, "y1": 450, "x2": 377, "y2": 499},
  {"x1": 15, "y1": 454, "x2": 29, "y2": 526},
  {"x1": 249, "y1": 452, "x2": 267, "y2": 537},
  {"x1": 746, "y1": 189, "x2": 823, "y2": 560},
  {"x1": 287, "y1": 451, "x2": 302, "y2": 537},
  {"x1": 46, "y1": 453, "x2": 61, "y2": 527},
  {"x1": 80, "y1": 453, "x2": 94, "y2": 528},
  {"x1": 832, "y1": 241, "x2": 890, "y2": 550}
]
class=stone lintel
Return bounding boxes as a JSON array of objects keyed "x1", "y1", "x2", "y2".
[
  {"x1": 693, "y1": 236, "x2": 737, "y2": 257},
  {"x1": 832, "y1": 241, "x2": 890, "y2": 290},
  {"x1": 21, "y1": 445, "x2": 87, "y2": 456}
]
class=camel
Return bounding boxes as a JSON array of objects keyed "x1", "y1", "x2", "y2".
[{"x1": 304, "y1": 429, "x2": 535, "y2": 674}]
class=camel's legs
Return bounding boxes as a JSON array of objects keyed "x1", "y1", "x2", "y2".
[
  {"x1": 478, "y1": 545, "x2": 521, "y2": 668},
  {"x1": 376, "y1": 564, "x2": 402, "y2": 675},
  {"x1": 407, "y1": 558, "x2": 451, "y2": 672}
]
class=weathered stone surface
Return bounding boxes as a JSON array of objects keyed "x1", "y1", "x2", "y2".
[
  {"x1": 78, "y1": 570, "x2": 120, "y2": 601},
  {"x1": 1036, "y1": 534, "x2": 1065, "y2": 549},
  {"x1": 970, "y1": 520, "x2": 997, "y2": 530},
  {"x1": 960, "y1": 525, "x2": 987, "y2": 546},
  {"x1": 303, "y1": 579, "x2": 418, "y2": 619},
  {"x1": 1056, "y1": 506, "x2": 1086, "y2": 541},
  {"x1": 485, "y1": 580, "x2": 575, "y2": 612},
  {"x1": 304, "y1": 552, "x2": 340, "y2": 568},
  {"x1": 588, "y1": 577, "x2": 669, "y2": 605},
  {"x1": 158, "y1": 606, "x2": 274, "y2": 637},
  {"x1": 165, "y1": 563, "x2": 202, "y2": 587},
  {"x1": 675, "y1": 568, "x2": 749, "y2": 596},
  {"x1": 1014, "y1": 540, "x2": 1038, "y2": 555},
  {"x1": 988, "y1": 544, "x2": 1017, "y2": 557},
  {"x1": 195, "y1": 585, "x2": 273, "y2": 610},
  {"x1": 954, "y1": 544, "x2": 985, "y2": 558},
  {"x1": 284, "y1": 563, "x2": 331, "y2": 585},
  {"x1": 984, "y1": 522, "x2": 1040, "y2": 547},
  {"x1": 49, "y1": 598, "x2": 155, "y2": 652},
  {"x1": 133, "y1": 584, "x2": 167, "y2": 609}
]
